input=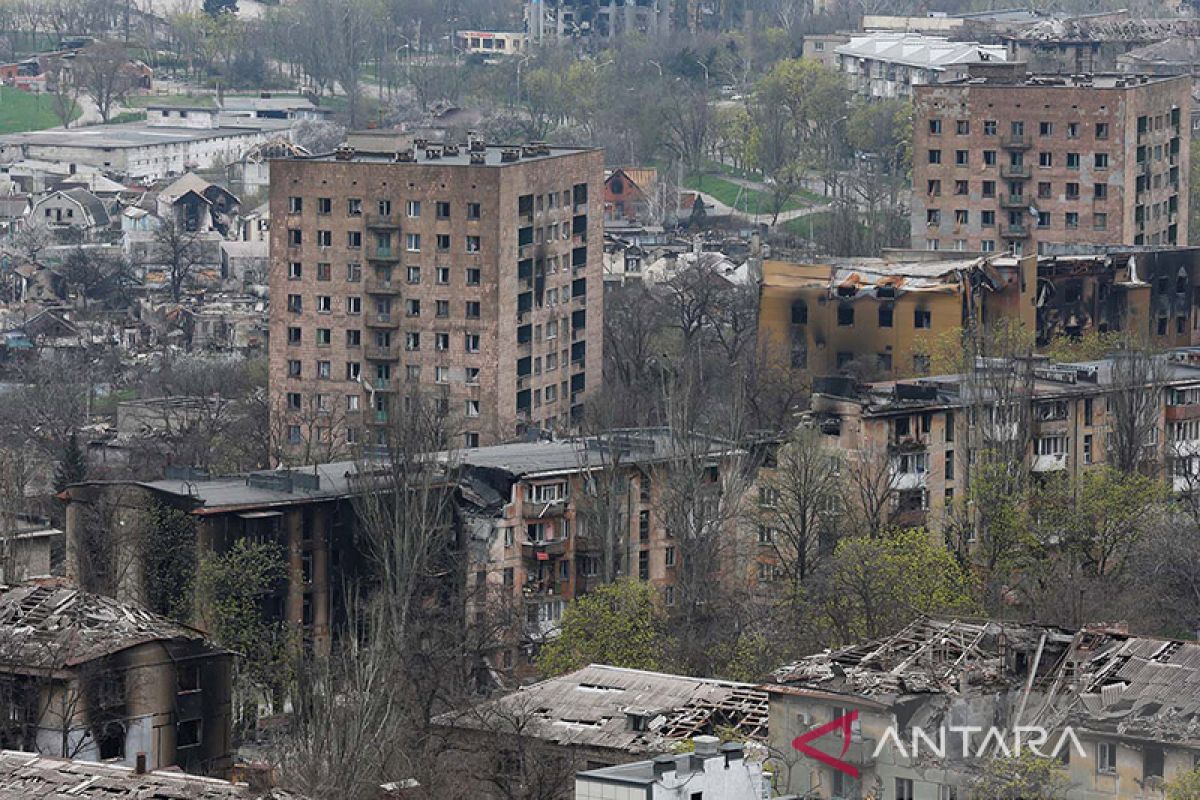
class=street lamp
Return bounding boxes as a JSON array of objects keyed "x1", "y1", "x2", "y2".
[{"x1": 516, "y1": 54, "x2": 533, "y2": 107}]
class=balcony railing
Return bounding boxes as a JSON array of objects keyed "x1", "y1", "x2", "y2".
[
  {"x1": 1000, "y1": 164, "x2": 1031, "y2": 179},
  {"x1": 1000, "y1": 194, "x2": 1028, "y2": 208},
  {"x1": 366, "y1": 214, "x2": 400, "y2": 229},
  {"x1": 1001, "y1": 223, "x2": 1029, "y2": 239},
  {"x1": 1000, "y1": 134, "x2": 1031, "y2": 150}
]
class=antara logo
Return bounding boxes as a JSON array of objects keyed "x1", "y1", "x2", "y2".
[{"x1": 791, "y1": 710, "x2": 861, "y2": 779}]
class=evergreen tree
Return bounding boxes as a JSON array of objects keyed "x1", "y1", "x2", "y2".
[{"x1": 54, "y1": 432, "x2": 87, "y2": 493}]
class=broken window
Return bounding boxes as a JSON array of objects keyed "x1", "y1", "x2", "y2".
[
  {"x1": 837, "y1": 305, "x2": 854, "y2": 326},
  {"x1": 1097, "y1": 741, "x2": 1117, "y2": 774}
]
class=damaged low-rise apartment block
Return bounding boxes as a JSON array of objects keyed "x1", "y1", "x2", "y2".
[
  {"x1": 808, "y1": 349, "x2": 1200, "y2": 531},
  {"x1": 433, "y1": 663, "x2": 768, "y2": 799},
  {"x1": 455, "y1": 429, "x2": 775, "y2": 675},
  {"x1": 0, "y1": 582, "x2": 233, "y2": 777},
  {"x1": 766, "y1": 616, "x2": 1200, "y2": 799}
]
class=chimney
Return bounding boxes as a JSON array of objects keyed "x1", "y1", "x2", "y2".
[
  {"x1": 693, "y1": 735, "x2": 720, "y2": 757},
  {"x1": 721, "y1": 742, "x2": 745, "y2": 766},
  {"x1": 135, "y1": 753, "x2": 147, "y2": 775},
  {"x1": 652, "y1": 755, "x2": 675, "y2": 778}
]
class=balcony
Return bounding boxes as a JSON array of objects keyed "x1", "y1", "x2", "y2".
[
  {"x1": 1001, "y1": 223, "x2": 1029, "y2": 239},
  {"x1": 891, "y1": 470, "x2": 929, "y2": 491},
  {"x1": 372, "y1": 378, "x2": 395, "y2": 392},
  {"x1": 365, "y1": 277, "x2": 400, "y2": 295},
  {"x1": 1000, "y1": 164, "x2": 1031, "y2": 179},
  {"x1": 365, "y1": 345, "x2": 399, "y2": 361},
  {"x1": 365, "y1": 313, "x2": 399, "y2": 328},
  {"x1": 1032, "y1": 452, "x2": 1067, "y2": 472},
  {"x1": 366, "y1": 214, "x2": 400, "y2": 229},
  {"x1": 368, "y1": 248, "x2": 400, "y2": 262},
  {"x1": 374, "y1": 409, "x2": 389, "y2": 424},
  {"x1": 1000, "y1": 194, "x2": 1028, "y2": 209},
  {"x1": 1000, "y1": 134, "x2": 1031, "y2": 150},
  {"x1": 523, "y1": 579, "x2": 565, "y2": 598},
  {"x1": 522, "y1": 538, "x2": 569, "y2": 560}
]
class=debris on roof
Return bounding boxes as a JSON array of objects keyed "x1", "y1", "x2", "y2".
[
  {"x1": 435, "y1": 664, "x2": 768, "y2": 753},
  {"x1": 0, "y1": 582, "x2": 211, "y2": 671}
]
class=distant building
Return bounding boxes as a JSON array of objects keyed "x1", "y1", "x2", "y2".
[
  {"x1": 757, "y1": 254, "x2": 1034, "y2": 379},
  {"x1": 912, "y1": 65, "x2": 1191, "y2": 254},
  {"x1": 603, "y1": 168, "x2": 661, "y2": 225},
  {"x1": 0, "y1": 582, "x2": 233, "y2": 776},
  {"x1": 28, "y1": 188, "x2": 110, "y2": 235},
  {"x1": 454, "y1": 30, "x2": 529, "y2": 55},
  {"x1": 576, "y1": 737, "x2": 766, "y2": 800},
  {"x1": 801, "y1": 33, "x2": 850, "y2": 70},
  {"x1": 1000, "y1": 13, "x2": 1199, "y2": 75},
  {"x1": 527, "y1": 0, "x2": 669, "y2": 44},
  {"x1": 833, "y1": 32, "x2": 1006, "y2": 100}
]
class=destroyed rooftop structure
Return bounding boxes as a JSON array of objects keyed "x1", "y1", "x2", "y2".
[
  {"x1": 772, "y1": 616, "x2": 1200, "y2": 750},
  {"x1": 0, "y1": 750, "x2": 298, "y2": 799},
  {"x1": 0, "y1": 582, "x2": 211, "y2": 672},
  {"x1": 435, "y1": 664, "x2": 768, "y2": 756}
]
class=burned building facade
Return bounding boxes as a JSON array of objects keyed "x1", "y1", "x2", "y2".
[{"x1": 0, "y1": 583, "x2": 233, "y2": 777}]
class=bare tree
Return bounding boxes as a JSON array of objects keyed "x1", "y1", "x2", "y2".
[
  {"x1": 41, "y1": 55, "x2": 79, "y2": 128},
  {"x1": 73, "y1": 40, "x2": 135, "y2": 123},
  {"x1": 152, "y1": 216, "x2": 202, "y2": 302},
  {"x1": 840, "y1": 441, "x2": 897, "y2": 540},
  {"x1": 1107, "y1": 340, "x2": 1168, "y2": 475}
]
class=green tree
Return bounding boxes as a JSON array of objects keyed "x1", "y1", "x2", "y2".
[
  {"x1": 196, "y1": 539, "x2": 291, "y2": 722},
  {"x1": 969, "y1": 752, "x2": 1069, "y2": 800},
  {"x1": 53, "y1": 432, "x2": 87, "y2": 493},
  {"x1": 1168, "y1": 766, "x2": 1200, "y2": 799},
  {"x1": 537, "y1": 578, "x2": 667, "y2": 677},
  {"x1": 142, "y1": 502, "x2": 197, "y2": 624},
  {"x1": 818, "y1": 528, "x2": 978, "y2": 643}
]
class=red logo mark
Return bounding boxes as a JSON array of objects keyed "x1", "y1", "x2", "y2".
[{"x1": 791, "y1": 710, "x2": 860, "y2": 779}]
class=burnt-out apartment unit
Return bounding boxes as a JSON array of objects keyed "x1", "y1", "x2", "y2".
[
  {"x1": 0, "y1": 582, "x2": 233, "y2": 777},
  {"x1": 269, "y1": 141, "x2": 605, "y2": 456}
]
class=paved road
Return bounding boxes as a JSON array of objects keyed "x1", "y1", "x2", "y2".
[{"x1": 693, "y1": 189, "x2": 831, "y2": 227}]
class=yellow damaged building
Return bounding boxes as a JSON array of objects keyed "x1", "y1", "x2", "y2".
[{"x1": 758, "y1": 254, "x2": 1037, "y2": 378}]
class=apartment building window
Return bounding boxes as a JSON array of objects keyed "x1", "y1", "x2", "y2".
[
  {"x1": 1011, "y1": 121, "x2": 1025, "y2": 137},
  {"x1": 346, "y1": 262, "x2": 362, "y2": 282},
  {"x1": 316, "y1": 295, "x2": 331, "y2": 313},
  {"x1": 1065, "y1": 212, "x2": 1079, "y2": 229},
  {"x1": 1037, "y1": 182, "x2": 1051, "y2": 199},
  {"x1": 926, "y1": 238, "x2": 939, "y2": 251},
  {"x1": 466, "y1": 235, "x2": 481, "y2": 253},
  {"x1": 896, "y1": 778, "x2": 914, "y2": 800},
  {"x1": 1083, "y1": 433, "x2": 1094, "y2": 465},
  {"x1": 435, "y1": 332, "x2": 449, "y2": 351},
  {"x1": 317, "y1": 230, "x2": 332, "y2": 248},
  {"x1": 837, "y1": 305, "x2": 854, "y2": 326},
  {"x1": 436, "y1": 300, "x2": 449, "y2": 318},
  {"x1": 406, "y1": 200, "x2": 420, "y2": 218},
  {"x1": 1097, "y1": 741, "x2": 1117, "y2": 774},
  {"x1": 345, "y1": 361, "x2": 360, "y2": 380},
  {"x1": 1037, "y1": 212, "x2": 1051, "y2": 228},
  {"x1": 466, "y1": 301, "x2": 481, "y2": 319},
  {"x1": 466, "y1": 333, "x2": 481, "y2": 353},
  {"x1": 1039, "y1": 121, "x2": 1052, "y2": 136},
  {"x1": 1036, "y1": 436, "x2": 1068, "y2": 456},
  {"x1": 287, "y1": 392, "x2": 301, "y2": 411},
  {"x1": 1095, "y1": 153, "x2": 1109, "y2": 169},
  {"x1": 287, "y1": 196, "x2": 303, "y2": 214},
  {"x1": 466, "y1": 367, "x2": 480, "y2": 385},
  {"x1": 928, "y1": 149, "x2": 942, "y2": 164},
  {"x1": 1066, "y1": 121, "x2": 1079, "y2": 138},
  {"x1": 952, "y1": 180, "x2": 967, "y2": 196},
  {"x1": 465, "y1": 432, "x2": 480, "y2": 448},
  {"x1": 878, "y1": 304, "x2": 894, "y2": 327},
  {"x1": 316, "y1": 360, "x2": 331, "y2": 379},
  {"x1": 982, "y1": 180, "x2": 996, "y2": 198},
  {"x1": 983, "y1": 120, "x2": 997, "y2": 135},
  {"x1": 406, "y1": 233, "x2": 421, "y2": 252},
  {"x1": 1094, "y1": 213, "x2": 1108, "y2": 231},
  {"x1": 945, "y1": 449, "x2": 954, "y2": 480},
  {"x1": 316, "y1": 328, "x2": 331, "y2": 346},
  {"x1": 466, "y1": 399, "x2": 480, "y2": 418},
  {"x1": 954, "y1": 209, "x2": 968, "y2": 225},
  {"x1": 981, "y1": 210, "x2": 995, "y2": 227},
  {"x1": 377, "y1": 200, "x2": 391, "y2": 216},
  {"x1": 927, "y1": 209, "x2": 941, "y2": 225},
  {"x1": 346, "y1": 330, "x2": 361, "y2": 348},
  {"x1": 983, "y1": 150, "x2": 997, "y2": 166},
  {"x1": 405, "y1": 332, "x2": 420, "y2": 351},
  {"x1": 638, "y1": 510, "x2": 650, "y2": 540},
  {"x1": 316, "y1": 262, "x2": 331, "y2": 281},
  {"x1": 406, "y1": 266, "x2": 421, "y2": 284},
  {"x1": 287, "y1": 326, "x2": 301, "y2": 345},
  {"x1": 405, "y1": 299, "x2": 420, "y2": 317},
  {"x1": 286, "y1": 262, "x2": 302, "y2": 280},
  {"x1": 929, "y1": 119, "x2": 942, "y2": 135},
  {"x1": 347, "y1": 198, "x2": 362, "y2": 216},
  {"x1": 1066, "y1": 182, "x2": 1080, "y2": 199},
  {"x1": 467, "y1": 202, "x2": 481, "y2": 220},
  {"x1": 287, "y1": 294, "x2": 302, "y2": 313},
  {"x1": 914, "y1": 308, "x2": 931, "y2": 329},
  {"x1": 955, "y1": 150, "x2": 968, "y2": 166},
  {"x1": 1067, "y1": 152, "x2": 1080, "y2": 169},
  {"x1": 1096, "y1": 122, "x2": 1109, "y2": 140},
  {"x1": 436, "y1": 266, "x2": 450, "y2": 285},
  {"x1": 436, "y1": 234, "x2": 450, "y2": 252},
  {"x1": 981, "y1": 240, "x2": 996, "y2": 252},
  {"x1": 435, "y1": 201, "x2": 450, "y2": 219},
  {"x1": 347, "y1": 231, "x2": 361, "y2": 249},
  {"x1": 466, "y1": 268, "x2": 481, "y2": 285},
  {"x1": 955, "y1": 119, "x2": 969, "y2": 135},
  {"x1": 287, "y1": 425, "x2": 301, "y2": 444},
  {"x1": 287, "y1": 359, "x2": 302, "y2": 378},
  {"x1": 317, "y1": 197, "x2": 331, "y2": 215},
  {"x1": 288, "y1": 229, "x2": 302, "y2": 246}
]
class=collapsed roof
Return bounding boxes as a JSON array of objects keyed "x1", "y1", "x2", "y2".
[{"x1": 435, "y1": 664, "x2": 768, "y2": 753}]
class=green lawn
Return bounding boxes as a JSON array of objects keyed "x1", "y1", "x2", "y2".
[
  {"x1": 0, "y1": 87, "x2": 76, "y2": 133},
  {"x1": 683, "y1": 173, "x2": 812, "y2": 215},
  {"x1": 701, "y1": 160, "x2": 830, "y2": 205},
  {"x1": 105, "y1": 110, "x2": 148, "y2": 125}
]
